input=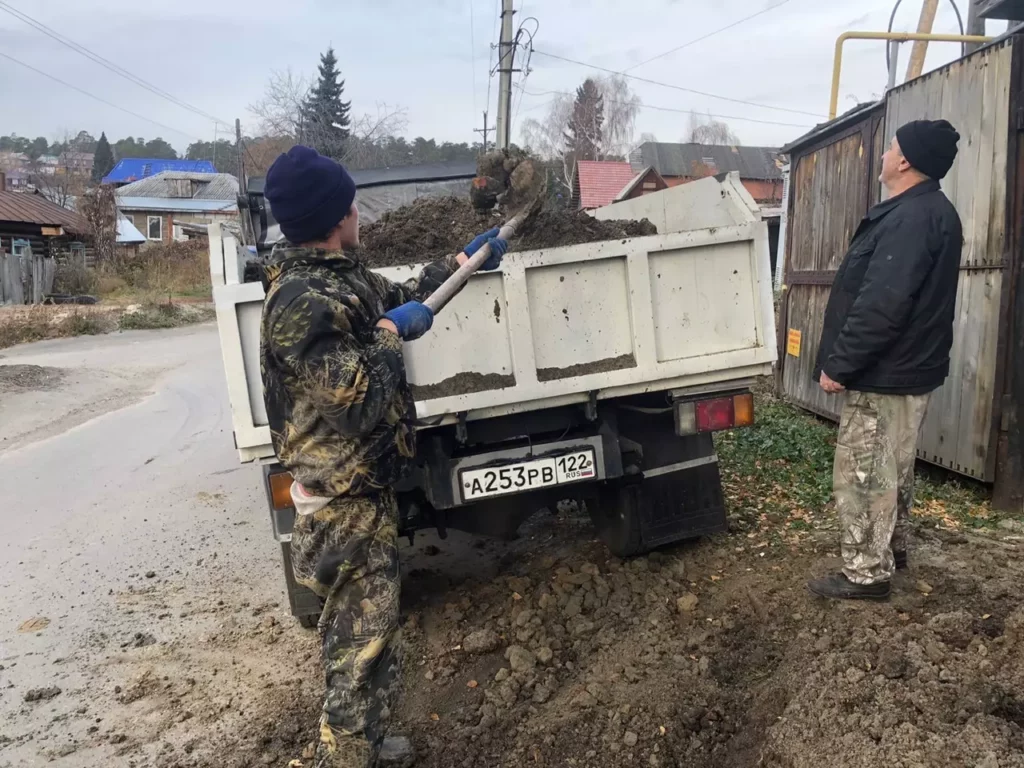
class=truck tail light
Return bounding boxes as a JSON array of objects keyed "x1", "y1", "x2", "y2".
[
  {"x1": 675, "y1": 393, "x2": 755, "y2": 436},
  {"x1": 696, "y1": 398, "x2": 734, "y2": 431},
  {"x1": 268, "y1": 470, "x2": 295, "y2": 510},
  {"x1": 733, "y1": 393, "x2": 754, "y2": 427}
]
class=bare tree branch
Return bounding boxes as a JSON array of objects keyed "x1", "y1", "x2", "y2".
[
  {"x1": 520, "y1": 76, "x2": 642, "y2": 191},
  {"x1": 686, "y1": 111, "x2": 741, "y2": 146}
]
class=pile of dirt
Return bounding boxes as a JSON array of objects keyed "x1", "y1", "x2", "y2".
[
  {"x1": 357, "y1": 196, "x2": 657, "y2": 268},
  {"x1": 381, "y1": 515, "x2": 1024, "y2": 768},
  {"x1": 0, "y1": 364, "x2": 66, "y2": 393}
]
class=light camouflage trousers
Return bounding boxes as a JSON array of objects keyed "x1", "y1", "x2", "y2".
[
  {"x1": 290, "y1": 489, "x2": 402, "y2": 768},
  {"x1": 834, "y1": 390, "x2": 930, "y2": 585}
]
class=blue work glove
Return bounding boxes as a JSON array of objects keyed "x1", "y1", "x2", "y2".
[
  {"x1": 463, "y1": 227, "x2": 500, "y2": 257},
  {"x1": 480, "y1": 236, "x2": 508, "y2": 270},
  {"x1": 383, "y1": 301, "x2": 434, "y2": 341},
  {"x1": 463, "y1": 227, "x2": 508, "y2": 270}
]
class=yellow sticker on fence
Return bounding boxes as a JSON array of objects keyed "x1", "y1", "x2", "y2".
[{"x1": 787, "y1": 329, "x2": 802, "y2": 358}]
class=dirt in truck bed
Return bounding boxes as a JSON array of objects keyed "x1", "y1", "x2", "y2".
[{"x1": 357, "y1": 196, "x2": 657, "y2": 269}]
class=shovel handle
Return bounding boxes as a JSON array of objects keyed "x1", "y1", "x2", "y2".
[{"x1": 423, "y1": 214, "x2": 525, "y2": 314}]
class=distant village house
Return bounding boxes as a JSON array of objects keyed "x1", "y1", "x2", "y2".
[
  {"x1": 629, "y1": 142, "x2": 784, "y2": 205},
  {"x1": 115, "y1": 171, "x2": 239, "y2": 245}
]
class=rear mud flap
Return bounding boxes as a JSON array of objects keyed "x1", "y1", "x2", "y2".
[{"x1": 638, "y1": 461, "x2": 728, "y2": 549}]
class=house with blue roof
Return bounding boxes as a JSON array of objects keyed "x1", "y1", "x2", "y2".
[{"x1": 102, "y1": 158, "x2": 217, "y2": 186}]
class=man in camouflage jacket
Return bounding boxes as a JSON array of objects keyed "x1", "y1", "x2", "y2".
[{"x1": 260, "y1": 146, "x2": 507, "y2": 767}]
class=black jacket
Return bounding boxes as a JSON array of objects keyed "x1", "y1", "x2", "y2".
[{"x1": 813, "y1": 179, "x2": 963, "y2": 395}]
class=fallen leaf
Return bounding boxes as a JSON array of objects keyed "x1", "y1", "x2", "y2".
[
  {"x1": 982, "y1": 614, "x2": 992, "y2": 620},
  {"x1": 916, "y1": 580, "x2": 934, "y2": 595},
  {"x1": 289, "y1": 761, "x2": 304, "y2": 768},
  {"x1": 710, "y1": 575, "x2": 722, "y2": 582},
  {"x1": 18, "y1": 617, "x2": 50, "y2": 633},
  {"x1": 512, "y1": 592, "x2": 523, "y2": 601},
  {"x1": 659, "y1": 726, "x2": 667, "y2": 736},
  {"x1": 467, "y1": 680, "x2": 478, "y2": 689},
  {"x1": 430, "y1": 713, "x2": 440, "y2": 721}
]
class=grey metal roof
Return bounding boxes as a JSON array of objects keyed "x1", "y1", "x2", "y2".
[
  {"x1": 635, "y1": 142, "x2": 782, "y2": 181},
  {"x1": 247, "y1": 160, "x2": 477, "y2": 195},
  {"x1": 350, "y1": 161, "x2": 477, "y2": 187},
  {"x1": 116, "y1": 197, "x2": 238, "y2": 213},
  {"x1": 115, "y1": 171, "x2": 239, "y2": 200}
]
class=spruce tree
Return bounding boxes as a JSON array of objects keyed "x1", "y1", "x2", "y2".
[
  {"x1": 564, "y1": 78, "x2": 604, "y2": 162},
  {"x1": 300, "y1": 47, "x2": 352, "y2": 159},
  {"x1": 92, "y1": 132, "x2": 115, "y2": 183}
]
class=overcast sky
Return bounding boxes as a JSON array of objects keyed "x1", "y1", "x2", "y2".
[{"x1": 0, "y1": 0, "x2": 1007, "y2": 155}]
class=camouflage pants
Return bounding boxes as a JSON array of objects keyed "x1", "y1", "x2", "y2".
[
  {"x1": 290, "y1": 489, "x2": 401, "y2": 768},
  {"x1": 834, "y1": 391, "x2": 930, "y2": 585}
]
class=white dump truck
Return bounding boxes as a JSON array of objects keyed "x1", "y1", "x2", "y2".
[{"x1": 210, "y1": 172, "x2": 776, "y2": 625}]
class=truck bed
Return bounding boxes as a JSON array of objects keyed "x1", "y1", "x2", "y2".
[{"x1": 211, "y1": 173, "x2": 777, "y2": 462}]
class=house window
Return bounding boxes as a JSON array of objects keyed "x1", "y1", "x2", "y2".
[
  {"x1": 147, "y1": 215, "x2": 163, "y2": 241},
  {"x1": 12, "y1": 238, "x2": 30, "y2": 257},
  {"x1": 70, "y1": 242, "x2": 85, "y2": 263}
]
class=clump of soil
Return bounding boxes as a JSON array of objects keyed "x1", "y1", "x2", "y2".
[
  {"x1": 0, "y1": 364, "x2": 66, "y2": 393},
  {"x1": 515, "y1": 210, "x2": 656, "y2": 252},
  {"x1": 410, "y1": 372, "x2": 516, "y2": 401},
  {"x1": 358, "y1": 196, "x2": 657, "y2": 269},
  {"x1": 537, "y1": 354, "x2": 637, "y2": 383}
]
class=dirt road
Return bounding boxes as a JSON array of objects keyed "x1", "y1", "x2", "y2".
[{"x1": 1, "y1": 326, "x2": 1022, "y2": 768}]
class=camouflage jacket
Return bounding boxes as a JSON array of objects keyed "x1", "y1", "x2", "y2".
[{"x1": 259, "y1": 246, "x2": 458, "y2": 497}]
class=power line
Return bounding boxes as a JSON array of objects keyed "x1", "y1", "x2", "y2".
[
  {"x1": 469, "y1": 0, "x2": 478, "y2": 117},
  {"x1": 624, "y1": 0, "x2": 795, "y2": 72},
  {"x1": 0, "y1": 0, "x2": 232, "y2": 129},
  {"x1": 486, "y1": 0, "x2": 500, "y2": 110},
  {"x1": 513, "y1": 84, "x2": 814, "y2": 128},
  {"x1": 0, "y1": 51, "x2": 202, "y2": 141},
  {"x1": 532, "y1": 49, "x2": 825, "y2": 118}
]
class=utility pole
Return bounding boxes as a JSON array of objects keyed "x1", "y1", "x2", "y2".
[
  {"x1": 906, "y1": 0, "x2": 940, "y2": 81},
  {"x1": 966, "y1": 0, "x2": 987, "y2": 53},
  {"x1": 474, "y1": 111, "x2": 494, "y2": 152},
  {"x1": 235, "y1": 118, "x2": 244, "y2": 187},
  {"x1": 494, "y1": 0, "x2": 516, "y2": 151}
]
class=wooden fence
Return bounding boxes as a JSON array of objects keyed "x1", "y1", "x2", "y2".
[{"x1": 0, "y1": 248, "x2": 56, "y2": 305}]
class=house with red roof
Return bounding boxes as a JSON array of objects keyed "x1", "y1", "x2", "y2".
[{"x1": 572, "y1": 161, "x2": 670, "y2": 210}]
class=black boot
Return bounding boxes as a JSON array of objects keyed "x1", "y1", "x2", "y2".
[
  {"x1": 379, "y1": 736, "x2": 416, "y2": 768},
  {"x1": 807, "y1": 573, "x2": 890, "y2": 601},
  {"x1": 893, "y1": 550, "x2": 908, "y2": 571}
]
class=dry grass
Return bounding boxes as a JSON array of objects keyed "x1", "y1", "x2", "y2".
[
  {"x1": 0, "y1": 305, "x2": 116, "y2": 349},
  {"x1": 91, "y1": 240, "x2": 212, "y2": 302},
  {"x1": 0, "y1": 300, "x2": 214, "y2": 350}
]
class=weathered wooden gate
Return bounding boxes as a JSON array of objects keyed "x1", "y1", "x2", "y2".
[
  {"x1": 0, "y1": 248, "x2": 55, "y2": 305},
  {"x1": 779, "y1": 37, "x2": 1024, "y2": 504},
  {"x1": 778, "y1": 101, "x2": 885, "y2": 419}
]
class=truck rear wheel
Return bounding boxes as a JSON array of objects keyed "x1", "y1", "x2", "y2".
[{"x1": 591, "y1": 483, "x2": 647, "y2": 558}]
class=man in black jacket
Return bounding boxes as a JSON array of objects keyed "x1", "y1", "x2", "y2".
[{"x1": 807, "y1": 119, "x2": 962, "y2": 600}]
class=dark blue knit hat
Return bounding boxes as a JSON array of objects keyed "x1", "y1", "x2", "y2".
[{"x1": 264, "y1": 145, "x2": 356, "y2": 244}]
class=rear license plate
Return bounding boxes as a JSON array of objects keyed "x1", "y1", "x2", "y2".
[{"x1": 459, "y1": 449, "x2": 597, "y2": 502}]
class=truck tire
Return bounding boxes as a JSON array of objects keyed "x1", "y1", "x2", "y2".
[{"x1": 591, "y1": 483, "x2": 647, "y2": 558}]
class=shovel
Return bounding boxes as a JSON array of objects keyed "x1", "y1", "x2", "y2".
[{"x1": 423, "y1": 159, "x2": 545, "y2": 314}]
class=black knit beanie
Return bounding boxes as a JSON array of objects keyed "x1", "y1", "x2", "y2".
[{"x1": 895, "y1": 119, "x2": 960, "y2": 180}]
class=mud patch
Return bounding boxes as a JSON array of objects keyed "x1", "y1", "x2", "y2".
[
  {"x1": 357, "y1": 197, "x2": 657, "y2": 268},
  {"x1": 411, "y1": 372, "x2": 516, "y2": 401},
  {"x1": 0, "y1": 364, "x2": 66, "y2": 393},
  {"x1": 393, "y1": 513, "x2": 1024, "y2": 768},
  {"x1": 536, "y1": 354, "x2": 637, "y2": 383}
]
